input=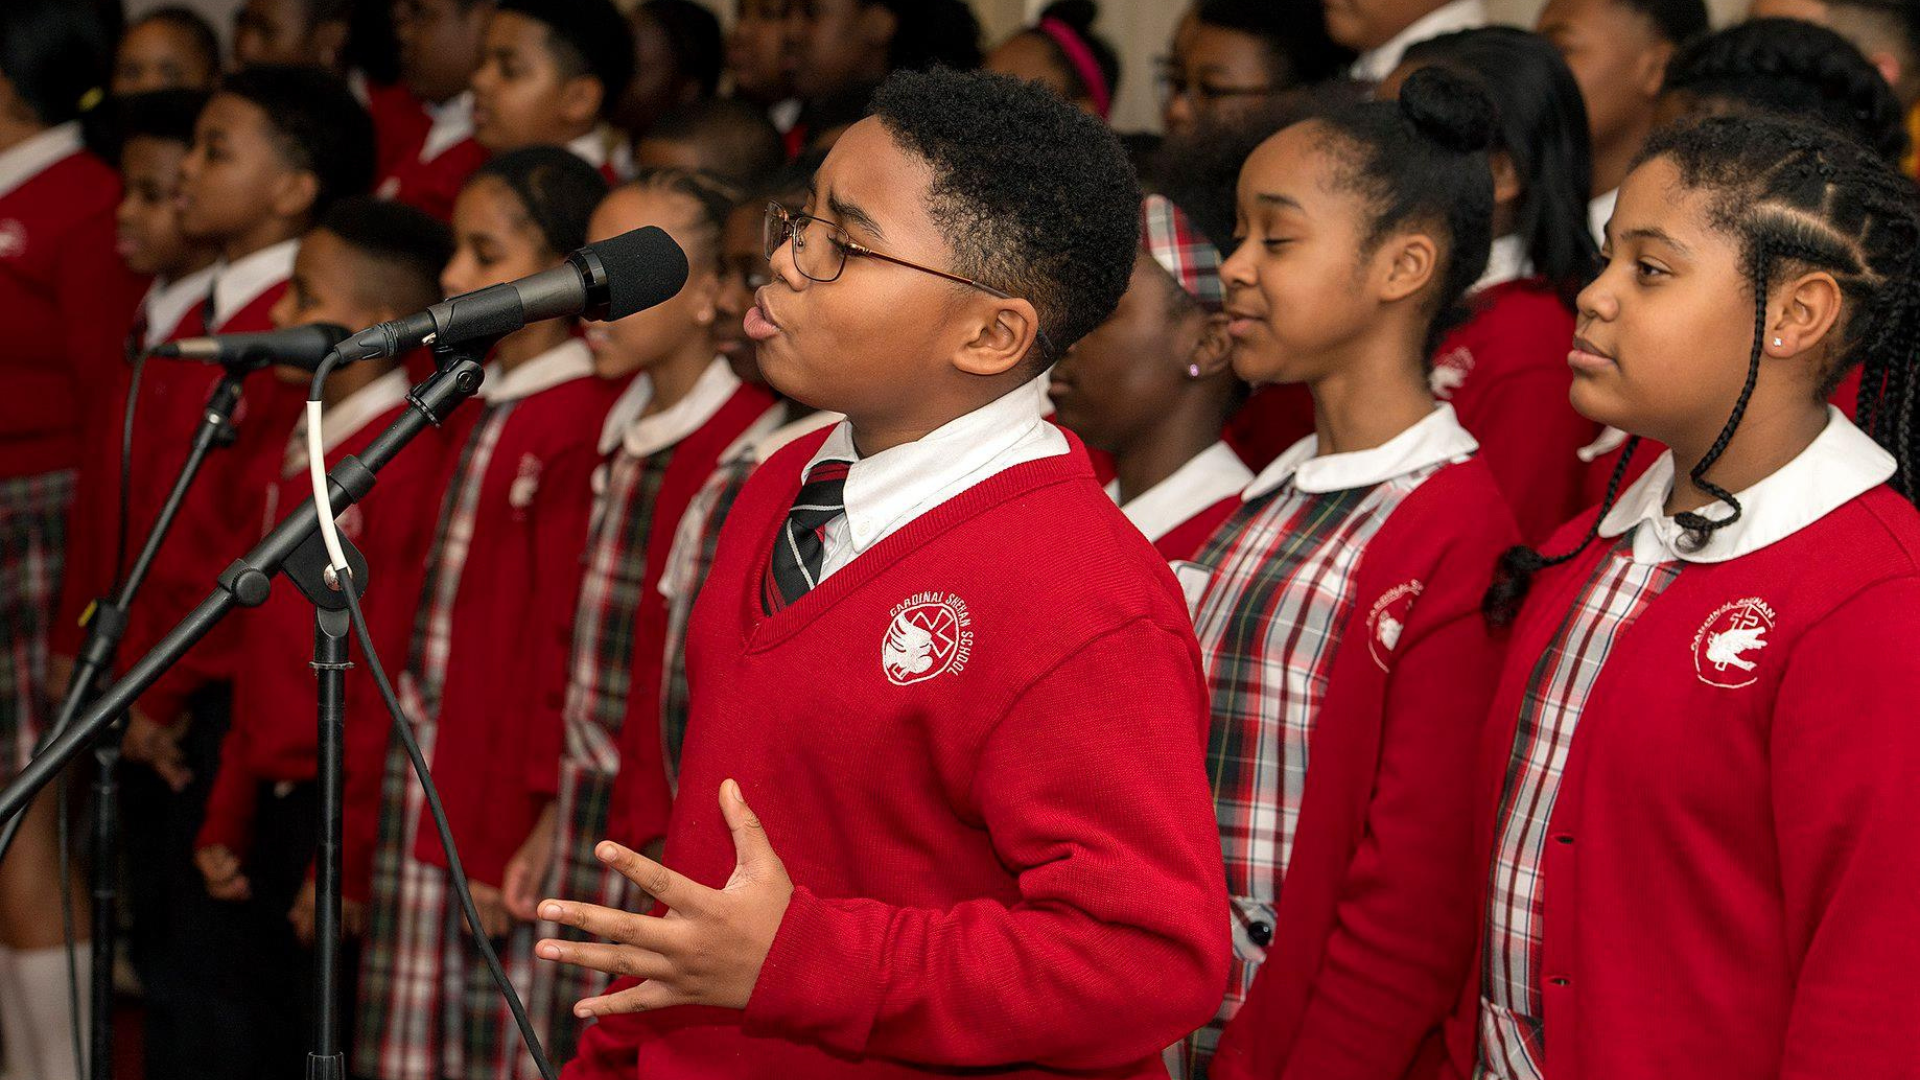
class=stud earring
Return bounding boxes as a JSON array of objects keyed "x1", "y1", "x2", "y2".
[
  {"x1": 1773, "y1": 337, "x2": 1784, "y2": 348},
  {"x1": 1187, "y1": 363, "x2": 1202, "y2": 378}
]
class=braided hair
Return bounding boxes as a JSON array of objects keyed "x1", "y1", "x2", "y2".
[{"x1": 1483, "y1": 113, "x2": 1920, "y2": 625}]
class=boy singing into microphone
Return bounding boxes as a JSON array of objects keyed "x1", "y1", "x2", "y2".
[{"x1": 543, "y1": 68, "x2": 1230, "y2": 1080}]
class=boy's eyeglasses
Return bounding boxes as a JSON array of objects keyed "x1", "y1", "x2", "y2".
[
  {"x1": 1156, "y1": 60, "x2": 1281, "y2": 107},
  {"x1": 763, "y1": 202, "x2": 1057, "y2": 359}
]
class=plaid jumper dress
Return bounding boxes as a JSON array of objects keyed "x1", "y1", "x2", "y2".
[
  {"x1": 1477, "y1": 530, "x2": 1681, "y2": 1079},
  {"x1": 1172, "y1": 461, "x2": 1449, "y2": 1079},
  {"x1": 0, "y1": 469, "x2": 74, "y2": 779}
]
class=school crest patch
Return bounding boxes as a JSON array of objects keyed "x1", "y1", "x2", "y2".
[
  {"x1": 882, "y1": 591, "x2": 973, "y2": 686},
  {"x1": 0, "y1": 219, "x2": 25, "y2": 259},
  {"x1": 1367, "y1": 580, "x2": 1423, "y2": 671},
  {"x1": 1693, "y1": 596, "x2": 1775, "y2": 689},
  {"x1": 508, "y1": 452, "x2": 543, "y2": 510},
  {"x1": 1428, "y1": 347, "x2": 1474, "y2": 401}
]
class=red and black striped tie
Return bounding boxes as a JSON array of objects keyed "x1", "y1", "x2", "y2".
[{"x1": 762, "y1": 458, "x2": 853, "y2": 613}]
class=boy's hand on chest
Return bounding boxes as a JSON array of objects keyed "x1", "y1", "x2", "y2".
[{"x1": 535, "y1": 779, "x2": 793, "y2": 1013}]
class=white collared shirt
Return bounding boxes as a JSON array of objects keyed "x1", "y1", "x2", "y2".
[
  {"x1": 481, "y1": 337, "x2": 593, "y2": 404},
  {"x1": 1588, "y1": 188, "x2": 1619, "y2": 246},
  {"x1": 1350, "y1": 0, "x2": 1489, "y2": 83},
  {"x1": 1107, "y1": 441, "x2": 1252, "y2": 544},
  {"x1": 140, "y1": 263, "x2": 219, "y2": 349},
  {"x1": 1245, "y1": 404, "x2": 1480, "y2": 500},
  {"x1": 749, "y1": 409, "x2": 841, "y2": 465},
  {"x1": 1472, "y1": 234, "x2": 1533, "y2": 294},
  {"x1": 1598, "y1": 406, "x2": 1894, "y2": 565},
  {"x1": 209, "y1": 239, "x2": 299, "y2": 331},
  {"x1": 420, "y1": 92, "x2": 476, "y2": 164},
  {"x1": 0, "y1": 122, "x2": 82, "y2": 200},
  {"x1": 567, "y1": 126, "x2": 634, "y2": 181},
  {"x1": 283, "y1": 366, "x2": 413, "y2": 476},
  {"x1": 598, "y1": 357, "x2": 747, "y2": 458},
  {"x1": 805, "y1": 378, "x2": 1065, "y2": 581}
]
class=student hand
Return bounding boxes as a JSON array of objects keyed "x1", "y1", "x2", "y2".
[
  {"x1": 122, "y1": 709, "x2": 192, "y2": 792},
  {"x1": 465, "y1": 882, "x2": 512, "y2": 939},
  {"x1": 290, "y1": 881, "x2": 316, "y2": 944},
  {"x1": 503, "y1": 802, "x2": 559, "y2": 922},
  {"x1": 195, "y1": 845, "x2": 251, "y2": 902},
  {"x1": 290, "y1": 883, "x2": 371, "y2": 945},
  {"x1": 535, "y1": 780, "x2": 791, "y2": 1015}
]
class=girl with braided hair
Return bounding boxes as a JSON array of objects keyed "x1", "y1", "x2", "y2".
[{"x1": 1447, "y1": 112, "x2": 1920, "y2": 1080}]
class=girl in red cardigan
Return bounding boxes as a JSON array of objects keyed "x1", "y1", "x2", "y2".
[
  {"x1": 352, "y1": 147, "x2": 624, "y2": 1080},
  {"x1": 1450, "y1": 115, "x2": 1920, "y2": 1080},
  {"x1": 1391, "y1": 28, "x2": 1604, "y2": 542},
  {"x1": 0, "y1": 3, "x2": 120, "y2": 1074},
  {"x1": 1049, "y1": 192, "x2": 1250, "y2": 563},
  {"x1": 513, "y1": 168, "x2": 780, "y2": 1068},
  {"x1": 1190, "y1": 68, "x2": 1520, "y2": 1080}
]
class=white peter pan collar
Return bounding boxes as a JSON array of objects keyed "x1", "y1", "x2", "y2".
[
  {"x1": 141, "y1": 264, "x2": 220, "y2": 349},
  {"x1": 0, "y1": 122, "x2": 83, "y2": 200},
  {"x1": 1245, "y1": 404, "x2": 1479, "y2": 500},
  {"x1": 481, "y1": 337, "x2": 592, "y2": 403},
  {"x1": 284, "y1": 367, "x2": 412, "y2": 476},
  {"x1": 597, "y1": 356, "x2": 745, "y2": 458},
  {"x1": 1108, "y1": 442, "x2": 1252, "y2": 543},
  {"x1": 1599, "y1": 406, "x2": 1894, "y2": 565}
]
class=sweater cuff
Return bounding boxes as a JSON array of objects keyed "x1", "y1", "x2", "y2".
[{"x1": 740, "y1": 886, "x2": 883, "y2": 1054}]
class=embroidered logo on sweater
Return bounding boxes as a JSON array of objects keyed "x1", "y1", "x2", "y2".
[
  {"x1": 1367, "y1": 580, "x2": 1423, "y2": 671},
  {"x1": 509, "y1": 452, "x2": 543, "y2": 510},
  {"x1": 0, "y1": 220, "x2": 24, "y2": 259},
  {"x1": 1693, "y1": 597, "x2": 1775, "y2": 689},
  {"x1": 883, "y1": 592, "x2": 972, "y2": 685},
  {"x1": 1428, "y1": 347, "x2": 1474, "y2": 400}
]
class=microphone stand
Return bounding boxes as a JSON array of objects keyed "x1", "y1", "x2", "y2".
[
  {"x1": 0, "y1": 365, "x2": 247, "y2": 1080},
  {"x1": 0, "y1": 355, "x2": 488, "y2": 1078}
]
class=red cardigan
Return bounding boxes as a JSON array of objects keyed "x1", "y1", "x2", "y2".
[
  {"x1": 399, "y1": 374, "x2": 626, "y2": 884},
  {"x1": 585, "y1": 383, "x2": 781, "y2": 853},
  {"x1": 0, "y1": 144, "x2": 131, "y2": 478},
  {"x1": 566, "y1": 432, "x2": 1229, "y2": 1079},
  {"x1": 1154, "y1": 496, "x2": 1240, "y2": 562},
  {"x1": 378, "y1": 134, "x2": 489, "y2": 223},
  {"x1": 1207, "y1": 459, "x2": 1518, "y2": 1080},
  {"x1": 194, "y1": 393, "x2": 452, "y2": 900},
  {"x1": 1431, "y1": 280, "x2": 1597, "y2": 543},
  {"x1": 1438, "y1": 487, "x2": 1920, "y2": 1080},
  {"x1": 128, "y1": 285, "x2": 306, "y2": 721}
]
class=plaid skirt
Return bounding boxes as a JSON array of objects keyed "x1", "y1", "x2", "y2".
[
  {"x1": 354, "y1": 683, "x2": 551, "y2": 1080},
  {"x1": 0, "y1": 470, "x2": 74, "y2": 782},
  {"x1": 522, "y1": 761, "x2": 634, "y2": 1068}
]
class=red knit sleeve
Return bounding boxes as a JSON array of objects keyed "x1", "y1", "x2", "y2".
[
  {"x1": 195, "y1": 712, "x2": 258, "y2": 855},
  {"x1": 1274, "y1": 476, "x2": 1515, "y2": 1080},
  {"x1": 739, "y1": 616, "x2": 1230, "y2": 1070},
  {"x1": 1772, "y1": 577, "x2": 1920, "y2": 1077}
]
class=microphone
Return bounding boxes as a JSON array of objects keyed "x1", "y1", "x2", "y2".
[
  {"x1": 152, "y1": 323, "x2": 352, "y2": 371},
  {"x1": 334, "y1": 226, "x2": 689, "y2": 363}
]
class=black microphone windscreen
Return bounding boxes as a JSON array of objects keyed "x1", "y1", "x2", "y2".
[{"x1": 594, "y1": 226, "x2": 689, "y2": 321}]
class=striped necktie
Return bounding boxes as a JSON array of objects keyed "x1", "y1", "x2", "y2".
[{"x1": 763, "y1": 458, "x2": 853, "y2": 613}]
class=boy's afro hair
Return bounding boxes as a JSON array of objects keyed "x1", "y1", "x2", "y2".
[{"x1": 869, "y1": 68, "x2": 1140, "y2": 368}]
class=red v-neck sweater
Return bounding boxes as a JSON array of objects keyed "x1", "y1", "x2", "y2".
[{"x1": 565, "y1": 431, "x2": 1230, "y2": 1079}]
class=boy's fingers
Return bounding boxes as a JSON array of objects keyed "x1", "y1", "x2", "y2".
[
  {"x1": 537, "y1": 899, "x2": 672, "y2": 953},
  {"x1": 590, "y1": 841, "x2": 707, "y2": 914},
  {"x1": 572, "y1": 978, "x2": 679, "y2": 1019},
  {"x1": 535, "y1": 938, "x2": 673, "y2": 983},
  {"x1": 719, "y1": 780, "x2": 776, "y2": 878}
]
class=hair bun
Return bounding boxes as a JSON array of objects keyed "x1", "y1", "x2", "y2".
[
  {"x1": 1397, "y1": 66, "x2": 1497, "y2": 154},
  {"x1": 1039, "y1": 0, "x2": 1098, "y2": 33}
]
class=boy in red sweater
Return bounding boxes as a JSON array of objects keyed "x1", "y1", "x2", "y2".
[
  {"x1": 376, "y1": 0, "x2": 493, "y2": 221},
  {"x1": 540, "y1": 69, "x2": 1230, "y2": 1079},
  {"x1": 471, "y1": 0, "x2": 636, "y2": 181},
  {"x1": 1452, "y1": 115, "x2": 1920, "y2": 1080},
  {"x1": 182, "y1": 196, "x2": 452, "y2": 1080}
]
